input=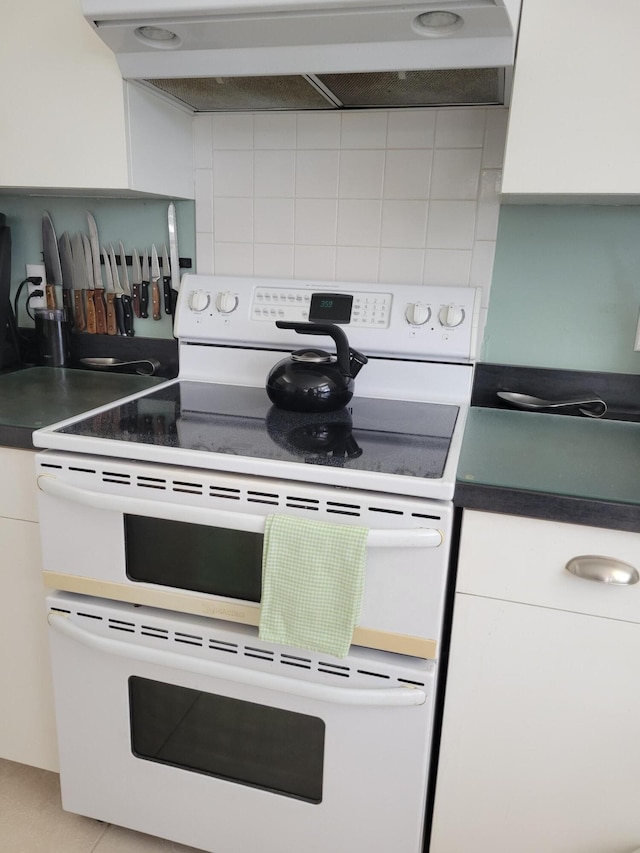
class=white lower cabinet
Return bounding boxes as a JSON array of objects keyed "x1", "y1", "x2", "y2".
[
  {"x1": 430, "y1": 510, "x2": 640, "y2": 853},
  {"x1": 0, "y1": 448, "x2": 58, "y2": 772}
]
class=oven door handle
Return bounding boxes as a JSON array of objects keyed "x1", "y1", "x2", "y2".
[
  {"x1": 37, "y1": 474, "x2": 443, "y2": 548},
  {"x1": 47, "y1": 612, "x2": 426, "y2": 707}
]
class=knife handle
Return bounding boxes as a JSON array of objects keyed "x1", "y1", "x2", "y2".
[
  {"x1": 62, "y1": 289, "x2": 74, "y2": 330},
  {"x1": 152, "y1": 281, "x2": 161, "y2": 320},
  {"x1": 121, "y1": 294, "x2": 135, "y2": 337},
  {"x1": 74, "y1": 290, "x2": 86, "y2": 333},
  {"x1": 104, "y1": 292, "x2": 117, "y2": 336},
  {"x1": 162, "y1": 276, "x2": 173, "y2": 315},
  {"x1": 45, "y1": 285, "x2": 57, "y2": 310},
  {"x1": 94, "y1": 290, "x2": 108, "y2": 335},
  {"x1": 114, "y1": 295, "x2": 126, "y2": 336},
  {"x1": 140, "y1": 281, "x2": 149, "y2": 319},
  {"x1": 86, "y1": 291, "x2": 97, "y2": 334},
  {"x1": 132, "y1": 282, "x2": 141, "y2": 318}
]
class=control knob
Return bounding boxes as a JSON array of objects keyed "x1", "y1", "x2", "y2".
[
  {"x1": 188, "y1": 290, "x2": 210, "y2": 313},
  {"x1": 438, "y1": 304, "x2": 465, "y2": 328},
  {"x1": 405, "y1": 302, "x2": 431, "y2": 326},
  {"x1": 215, "y1": 291, "x2": 239, "y2": 314}
]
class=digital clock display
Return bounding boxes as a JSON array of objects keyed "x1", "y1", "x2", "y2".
[{"x1": 309, "y1": 293, "x2": 353, "y2": 323}]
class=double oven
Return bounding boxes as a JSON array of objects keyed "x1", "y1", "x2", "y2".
[{"x1": 34, "y1": 275, "x2": 478, "y2": 853}]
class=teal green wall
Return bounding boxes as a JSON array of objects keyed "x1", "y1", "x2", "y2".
[
  {"x1": 1, "y1": 197, "x2": 195, "y2": 339},
  {"x1": 483, "y1": 206, "x2": 640, "y2": 374}
]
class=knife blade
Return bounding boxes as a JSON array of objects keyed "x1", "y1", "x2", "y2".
[
  {"x1": 150, "y1": 246, "x2": 161, "y2": 320},
  {"x1": 140, "y1": 249, "x2": 150, "y2": 320},
  {"x1": 83, "y1": 233, "x2": 107, "y2": 335},
  {"x1": 115, "y1": 243, "x2": 135, "y2": 337},
  {"x1": 42, "y1": 212, "x2": 62, "y2": 310},
  {"x1": 161, "y1": 244, "x2": 174, "y2": 315},
  {"x1": 131, "y1": 250, "x2": 142, "y2": 318},
  {"x1": 57, "y1": 232, "x2": 76, "y2": 330},
  {"x1": 86, "y1": 212, "x2": 111, "y2": 336},
  {"x1": 167, "y1": 202, "x2": 180, "y2": 295},
  {"x1": 67, "y1": 233, "x2": 86, "y2": 332},
  {"x1": 101, "y1": 246, "x2": 120, "y2": 336},
  {"x1": 73, "y1": 232, "x2": 96, "y2": 334}
]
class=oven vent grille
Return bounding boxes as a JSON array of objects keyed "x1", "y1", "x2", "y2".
[
  {"x1": 52, "y1": 607, "x2": 427, "y2": 688},
  {"x1": 44, "y1": 462, "x2": 444, "y2": 523}
]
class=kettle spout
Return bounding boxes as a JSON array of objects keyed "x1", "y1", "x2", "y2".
[{"x1": 349, "y1": 349, "x2": 368, "y2": 379}]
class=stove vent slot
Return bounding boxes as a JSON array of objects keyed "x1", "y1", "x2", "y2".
[
  {"x1": 247, "y1": 490, "x2": 279, "y2": 506},
  {"x1": 209, "y1": 638, "x2": 239, "y2": 654},
  {"x1": 244, "y1": 645, "x2": 275, "y2": 662},
  {"x1": 172, "y1": 480, "x2": 204, "y2": 495},
  {"x1": 318, "y1": 662, "x2": 350, "y2": 678},
  {"x1": 286, "y1": 495, "x2": 320, "y2": 512},
  {"x1": 108, "y1": 618, "x2": 135, "y2": 633},
  {"x1": 326, "y1": 500, "x2": 361, "y2": 517},
  {"x1": 77, "y1": 611, "x2": 103, "y2": 621},
  {"x1": 174, "y1": 631, "x2": 203, "y2": 646},
  {"x1": 412, "y1": 512, "x2": 442, "y2": 521},
  {"x1": 357, "y1": 669, "x2": 390, "y2": 680},
  {"x1": 209, "y1": 486, "x2": 241, "y2": 501},
  {"x1": 141, "y1": 625, "x2": 169, "y2": 640},
  {"x1": 69, "y1": 466, "x2": 96, "y2": 474},
  {"x1": 280, "y1": 653, "x2": 312, "y2": 670},
  {"x1": 369, "y1": 506, "x2": 403, "y2": 516},
  {"x1": 103, "y1": 471, "x2": 131, "y2": 486},
  {"x1": 136, "y1": 475, "x2": 167, "y2": 490}
]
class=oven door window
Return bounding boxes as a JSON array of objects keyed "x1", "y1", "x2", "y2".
[
  {"x1": 129, "y1": 677, "x2": 325, "y2": 803},
  {"x1": 124, "y1": 517, "x2": 263, "y2": 601}
]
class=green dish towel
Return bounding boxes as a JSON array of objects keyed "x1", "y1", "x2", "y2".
[{"x1": 258, "y1": 515, "x2": 368, "y2": 659}]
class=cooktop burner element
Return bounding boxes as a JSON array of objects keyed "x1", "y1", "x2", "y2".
[{"x1": 58, "y1": 381, "x2": 459, "y2": 479}]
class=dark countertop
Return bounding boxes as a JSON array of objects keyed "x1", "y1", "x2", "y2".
[
  {"x1": 0, "y1": 367, "x2": 165, "y2": 449},
  {"x1": 455, "y1": 407, "x2": 640, "y2": 533}
]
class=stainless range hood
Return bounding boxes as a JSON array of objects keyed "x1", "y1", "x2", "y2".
[{"x1": 82, "y1": 0, "x2": 522, "y2": 111}]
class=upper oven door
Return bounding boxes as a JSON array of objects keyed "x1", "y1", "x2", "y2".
[{"x1": 37, "y1": 451, "x2": 452, "y2": 659}]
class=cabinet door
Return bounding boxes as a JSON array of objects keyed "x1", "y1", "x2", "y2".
[
  {"x1": 501, "y1": 0, "x2": 640, "y2": 201},
  {"x1": 0, "y1": 517, "x2": 58, "y2": 772},
  {"x1": 0, "y1": 448, "x2": 39, "y2": 522},
  {"x1": 430, "y1": 594, "x2": 640, "y2": 853}
]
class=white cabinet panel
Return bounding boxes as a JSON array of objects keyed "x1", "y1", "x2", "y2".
[
  {"x1": 430, "y1": 509, "x2": 640, "y2": 852},
  {"x1": 430, "y1": 594, "x2": 640, "y2": 853},
  {"x1": 457, "y1": 510, "x2": 640, "y2": 623},
  {"x1": 0, "y1": 447, "x2": 39, "y2": 522},
  {"x1": 502, "y1": 0, "x2": 640, "y2": 202},
  {"x1": 0, "y1": 0, "x2": 193, "y2": 197},
  {"x1": 0, "y1": 517, "x2": 58, "y2": 772}
]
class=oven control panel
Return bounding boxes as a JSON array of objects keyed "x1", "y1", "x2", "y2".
[{"x1": 175, "y1": 274, "x2": 480, "y2": 362}]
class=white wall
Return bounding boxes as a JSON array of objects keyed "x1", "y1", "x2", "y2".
[{"x1": 193, "y1": 106, "x2": 507, "y2": 330}]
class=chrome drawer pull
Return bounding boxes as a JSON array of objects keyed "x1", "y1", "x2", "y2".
[{"x1": 565, "y1": 555, "x2": 639, "y2": 586}]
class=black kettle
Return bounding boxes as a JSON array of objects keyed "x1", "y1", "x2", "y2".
[{"x1": 266, "y1": 321, "x2": 368, "y2": 413}]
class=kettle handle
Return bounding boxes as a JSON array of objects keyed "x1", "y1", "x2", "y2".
[{"x1": 276, "y1": 321, "x2": 356, "y2": 375}]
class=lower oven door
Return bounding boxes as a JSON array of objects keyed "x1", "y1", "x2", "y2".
[
  {"x1": 37, "y1": 452, "x2": 451, "y2": 658},
  {"x1": 47, "y1": 592, "x2": 435, "y2": 853}
]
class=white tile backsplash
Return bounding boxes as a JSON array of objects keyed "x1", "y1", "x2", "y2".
[{"x1": 194, "y1": 106, "x2": 507, "y2": 305}]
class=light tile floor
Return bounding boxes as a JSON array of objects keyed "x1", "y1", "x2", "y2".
[{"x1": 0, "y1": 758, "x2": 206, "y2": 853}]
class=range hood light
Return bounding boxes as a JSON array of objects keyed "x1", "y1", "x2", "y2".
[
  {"x1": 412, "y1": 11, "x2": 464, "y2": 37},
  {"x1": 134, "y1": 26, "x2": 181, "y2": 49}
]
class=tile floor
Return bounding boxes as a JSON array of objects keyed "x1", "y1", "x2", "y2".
[{"x1": 0, "y1": 758, "x2": 205, "y2": 853}]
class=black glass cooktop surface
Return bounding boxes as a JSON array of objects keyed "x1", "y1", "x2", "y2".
[{"x1": 58, "y1": 381, "x2": 459, "y2": 479}]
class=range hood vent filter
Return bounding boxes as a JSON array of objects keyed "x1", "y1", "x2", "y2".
[{"x1": 145, "y1": 68, "x2": 504, "y2": 112}]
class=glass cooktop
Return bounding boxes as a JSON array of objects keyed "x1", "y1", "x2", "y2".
[{"x1": 58, "y1": 381, "x2": 459, "y2": 480}]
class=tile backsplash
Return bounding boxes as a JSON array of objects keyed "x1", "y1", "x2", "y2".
[{"x1": 193, "y1": 107, "x2": 508, "y2": 331}]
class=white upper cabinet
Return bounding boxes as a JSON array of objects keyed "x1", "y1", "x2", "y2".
[
  {"x1": 0, "y1": 0, "x2": 194, "y2": 198},
  {"x1": 501, "y1": 0, "x2": 640, "y2": 202}
]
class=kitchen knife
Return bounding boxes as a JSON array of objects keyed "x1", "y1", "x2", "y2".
[
  {"x1": 116, "y1": 243, "x2": 135, "y2": 337},
  {"x1": 42, "y1": 212, "x2": 62, "y2": 310},
  {"x1": 140, "y1": 249, "x2": 150, "y2": 320},
  {"x1": 72, "y1": 232, "x2": 96, "y2": 334},
  {"x1": 131, "y1": 250, "x2": 142, "y2": 318},
  {"x1": 161, "y1": 244, "x2": 174, "y2": 315},
  {"x1": 150, "y1": 245, "x2": 161, "y2": 320},
  {"x1": 83, "y1": 233, "x2": 107, "y2": 335},
  {"x1": 67, "y1": 233, "x2": 86, "y2": 333},
  {"x1": 101, "y1": 246, "x2": 120, "y2": 336},
  {"x1": 86, "y1": 212, "x2": 111, "y2": 335},
  {"x1": 167, "y1": 202, "x2": 180, "y2": 295},
  {"x1": 57, "y1": 232, "x2": 76, "y2": 330}
]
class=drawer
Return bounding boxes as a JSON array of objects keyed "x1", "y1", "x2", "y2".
[{"x1": 457, "y1": 510, "x2": 640, "y2": 624}]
